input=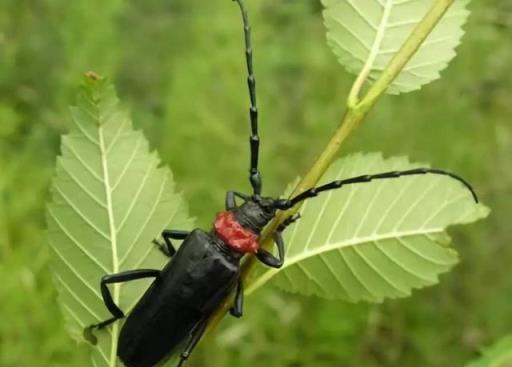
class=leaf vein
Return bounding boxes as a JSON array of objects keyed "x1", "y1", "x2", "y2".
[
  {"x1": 116, "y1": 154, "x2": 157, "y2": 232},
  {"x1": 60, "y1": 164, "x2": 107, "y2": 208},
  {"x1": 392, "y1": 176, "x2": 442, "y2": 231},
  {"x1": 338, "y1": 248, "x2": 377, "y2": 299},
  {"x1": 132, "y1": 196, "x2": 182, "y2": 270},
  {"x1": 47, "y1": 207, "x2": 110, "y2": 273},
  {"x1": 397, "y1": 236, "x2": 454, "y2": 266},
  {"x1": 106, "y1": 113, "x2": 129, "y2": 154},
  {"x1": 303, "y1": 161, "x2": 347, "y2": 252},
  {"x1": 54, "y1": 183, "x2": 110, "y2": 240},
  {"x1": 345, "y1": 0, "x2": 379, "y2": 30},
  {"x1": 50, "y1": 240, "x2": 103, "y2": 300},
  {"x1": 55, "y1": 274, "x2": 102, "y2": 321},
  {"x1": 63, "y1": 141, "x2": 103, "y2": 182},
  {"x1": 120, "y1": 174, "x2": 171, "y2": 266},
  {"x1": 353, "y1": 245, "x2": 406, "y2": 295},
  {"x1": 373, "y1": 239, "x2": 433, "y2": 282},
  {"x1": 71, "y1": 113, "x2": 100, "y2": 146},
  {"x1": 318, "y1": 254, "x2": 351, "y2": 299},
  {"x1": 112, "y1": 135, "x2": 144, "y2": 192}
]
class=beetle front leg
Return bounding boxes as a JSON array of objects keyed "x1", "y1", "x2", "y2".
[
  {"x1": 255, "y1": 214, "x2": 300, "y2": 269},
  {"x1": 153, "y1": 229, "x2": 190, "y2": 257},
  {"x1": 84, "y1": 269, "x2": 160, "y2": 344},
  {"x1": 256, "y1": 231, "x2": 285, "y2": 268},
  {"x1": 225, "y1": 191, "x2": 250, "y2": 210},
  {"x1": 229, "y1": 279, "x2": 244, "y2": 318}
]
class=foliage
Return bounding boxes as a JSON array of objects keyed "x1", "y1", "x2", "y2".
[
  {"x1": 0, "y1": 0, "x2": 511, "y2": 367},
  {"x1": 46, "y1": 77, "x2": 193, "y2": 366},
  {"x1": 322, "y1": 0, "x2": 470, "y2": 93},
  {"x1": 248, "y1": 153, "x2": 488, "y2": 301},
  {"x1": 466, "y1": 336, "x2": 512, "y2": 367}
]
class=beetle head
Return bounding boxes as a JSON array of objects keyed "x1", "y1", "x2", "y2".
[
  {"x1": 254, "y1": 195, "x2": 277, "y2": 215},
  {"x1": 233, "y1": 196, "x2": 277, "y2": 233}
]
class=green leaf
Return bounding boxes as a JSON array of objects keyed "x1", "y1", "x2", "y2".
[
  {"x1": 466, "y1": 336, "x2": 512, "y2": 367},
  {"x1": 322, "y1": 0, "x2": 470, "y2": 94},
  {"x1": 246, "y1": 153, "x2": 489, "y2": 302},
  {"x1": 46, "y1": 76, "x2": 194, "y2": 367}
]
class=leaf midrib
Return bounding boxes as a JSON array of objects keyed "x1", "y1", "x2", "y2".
[
  {"x1": 245, "y1": 227, "x2": 444, "y2": 295},
  {"x1": 356, "y1": 0, "x2": 394, "y2": 87},
  {"x1": 98, "y1": 122, "x2": 119, "y2": 367}
]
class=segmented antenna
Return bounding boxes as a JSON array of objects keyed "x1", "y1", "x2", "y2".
[
  {"x1": 234, "y1": 0, "x2": 262, "y2": 195},
  {"x1": 273, "y1": 168, "x2": 479, "y2": 210}
]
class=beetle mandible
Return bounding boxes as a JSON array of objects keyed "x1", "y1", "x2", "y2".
[{"x1": 85, "y1": 1, "x2": 479, "y2": 366}]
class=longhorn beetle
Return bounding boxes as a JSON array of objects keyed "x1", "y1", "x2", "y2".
[{"x1": 84, "y1": 1, "x2": 479, "y2": 366}]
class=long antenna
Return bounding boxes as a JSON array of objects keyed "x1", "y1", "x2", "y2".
[
  {"x1": 234, "y1": 0, "x2": 262, "y2": 195},
  {"x1": 273, "y1": 168, "x2": 478, "y2": 209}
]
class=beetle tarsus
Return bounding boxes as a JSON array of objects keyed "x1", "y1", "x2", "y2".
[
  {"x1": 277, "y1": 214, "x2": 301, "y2": 232},
  {"x1": 154, "y1": 229, "x2": 191, "y2": 258},
  {"x1": 153, "y1": 239, "x2": 173, "y2": 258}
]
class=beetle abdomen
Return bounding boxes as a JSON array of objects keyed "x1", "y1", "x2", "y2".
[
  {"x1": 117, "y1": 229, "x2": 241, "y2": 367},
  {"x1": 118, "y1": 302, "x2": 199, "y2": 367}
]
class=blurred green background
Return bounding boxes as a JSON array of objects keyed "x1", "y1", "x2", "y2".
[{"x1": 0, "y1": 0, "x2": 511, "y2": 366}]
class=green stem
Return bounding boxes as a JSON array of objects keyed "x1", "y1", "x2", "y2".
[
  {"x1": 206, "y1": 106, "x2": 365, "y2": 332},
  {"x1": 206, "y1": 0, "x2": 456, "y2": 333}
]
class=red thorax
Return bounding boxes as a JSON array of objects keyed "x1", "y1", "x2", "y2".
[{"x1": 213, "y1": 211, "x2": 259, "y2": 253}]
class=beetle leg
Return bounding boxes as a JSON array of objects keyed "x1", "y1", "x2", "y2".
[
  {"x1": 258, "y1": 215, "x2": 300, "y2": 266},
  {"x1": 265, "y1": 214, "x2": 300, "y2": 264},
  {"x1": 277, "y1": 213, "x2": 301, "y2": 232},
  {"x1": 225, "y1": 191, "x2": 250, "y2": 210},
  {"x1": 84, "y1": 269, "x2": 160, "y2": 343},
  {"x1": 176, "y1": 318, "x2": 208, "y2": 367},
  {"x1": 255, "y1": 215, "x2": 299, "y2": 269},
  {"x1": 153, "y1": 229, "x2": 190, "y2": 257},
  {"x1": 256, "y1": 231, "x2": 285, "y2": 269},
  {"x1": 256, "y1": 248, "x2": 280, "y2": 268},
  {"x1": 280, "y1": 214, "x2": 302, "y2": 231},
  {"x1": 225, "y1": 192, "x2": 237, "y2": 210},
  {"x1": 229, "y1": 279, "x2": 244, "y2": 318}
]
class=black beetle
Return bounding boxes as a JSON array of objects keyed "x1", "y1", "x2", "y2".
[{"x1": 84, "y1": 1, "x2": 478, "y2": 366}]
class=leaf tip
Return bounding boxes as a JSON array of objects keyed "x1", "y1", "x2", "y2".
[
  {"x1": 84, "y1": 71, "x2": 102, "y2": 81},
  {"x1": 477, "y1": 204, "x2": 491, "y2": 219},
  {"x1": 83, "y1": 71, "x2": 106, "y2": 95},
  {"x1": 79, "y1": 71, "x2": 112, "y2": 107}
]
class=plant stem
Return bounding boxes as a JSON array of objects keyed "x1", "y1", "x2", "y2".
[
  {"x1": 206, "y1": 0, "x2": 457, "y2": 333},
  {"x1": 206, "y1": 105, "x2": 364, "y2": 332}
]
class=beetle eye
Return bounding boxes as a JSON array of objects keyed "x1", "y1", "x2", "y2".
[{"x1": 262, "y1": 203, "x2": 275, "y2": 214}]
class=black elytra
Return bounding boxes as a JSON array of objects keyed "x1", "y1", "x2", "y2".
[{"x1": 84, "y1": 1, "x2": 479, "y2": 366}]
